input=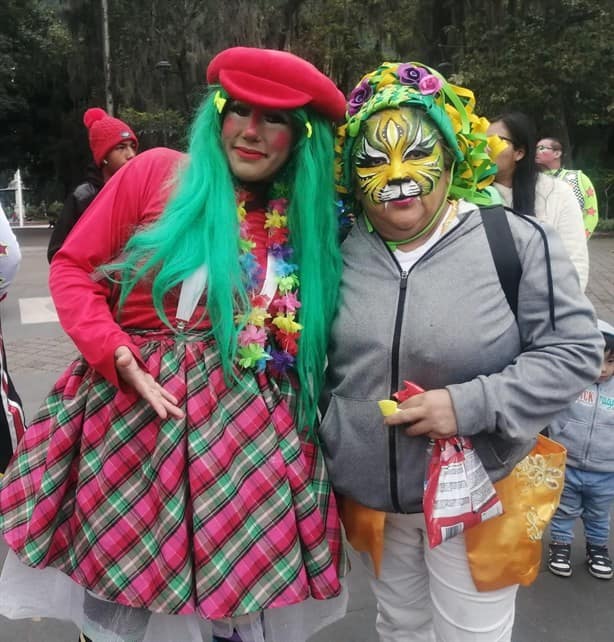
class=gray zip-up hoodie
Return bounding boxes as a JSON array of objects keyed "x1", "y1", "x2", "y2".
[
  {"x1": 549, "y1": 376, "x2": 614, "y2": 472},
  {"x1": 319, "y1": 202, "x2": 603, "y2": 514}
]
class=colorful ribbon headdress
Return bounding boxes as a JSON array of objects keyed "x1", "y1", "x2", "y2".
[{"x1": 335, "y1": 62, "x2": 504, "y2": 206}]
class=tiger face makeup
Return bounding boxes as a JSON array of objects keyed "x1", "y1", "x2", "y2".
[{"x1": 353, "y1": 107, "x2": 447, "y2": 208}]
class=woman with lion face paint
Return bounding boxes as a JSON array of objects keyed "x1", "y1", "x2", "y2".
[
  {"x1": 352, "y1": 106, "x2": 452, "y2": 246},
  {"x1": 318, "y1": 62, "x2": 603, "y2": 641}
]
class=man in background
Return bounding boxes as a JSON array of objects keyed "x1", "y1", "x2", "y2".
[{"x1": 536, "y1": 136, "x2": 598, "y2": 238}]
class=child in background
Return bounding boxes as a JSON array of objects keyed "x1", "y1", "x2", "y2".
[{"x1": 548, "y1": 319, "x2": 614, "y2": 579}]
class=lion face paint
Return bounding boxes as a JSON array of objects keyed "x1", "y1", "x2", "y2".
[{"x1": 353, "y1": 107, "x2": 447, "y2": 207}]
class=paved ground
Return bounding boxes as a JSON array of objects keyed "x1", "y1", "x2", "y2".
[
  {"x1": 584, "y1": 236, "x2": 614, "y2": 322},
  {"x1": 1, "y1": 228, "x2": 614, "y2": 641}
]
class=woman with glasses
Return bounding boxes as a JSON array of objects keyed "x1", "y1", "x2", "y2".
[
  {"x1": 536, "y1": 136, "x2": 599, "y2": 240},
  {"x1": 487, "y1": 112, "x2": 588, "y2": 289}
]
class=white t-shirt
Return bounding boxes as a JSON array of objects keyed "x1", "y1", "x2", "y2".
[{"x1": 393, "y1": 201, "x2": 461, "y2": 273}]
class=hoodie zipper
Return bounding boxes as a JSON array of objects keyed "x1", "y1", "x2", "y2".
[
  {"x1": 581, "y1": 384, "x2": 599, "y2": 465},
  {"x1": 388, "y1": 269, "x2": 409, "y2": 512},
  {"x1": 383, "y1": 213, "x2": 470, "y2": 513}
]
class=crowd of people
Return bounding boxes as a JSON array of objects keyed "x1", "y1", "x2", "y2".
[{"x1": 0, "y1": 45, "x2": 610, "y2": 642}]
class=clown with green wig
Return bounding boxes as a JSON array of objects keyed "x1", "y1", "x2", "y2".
[
  {"x1": 0, "y1": 48, "x2": 349, "y2": 642},
  {"x1": 319, "y1": 62, "x2": 603, "y2": 641}
]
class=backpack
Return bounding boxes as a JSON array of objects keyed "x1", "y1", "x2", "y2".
[
  {"x1": 481, "y1": 205, "x2": 555, "y2": 331},
  {"x1": 480, "y1": 205, "x2": 522, "y2": 319}
]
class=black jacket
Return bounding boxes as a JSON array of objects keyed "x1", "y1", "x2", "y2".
[{"x1": 47, "y1": 165, "x2": 104, "y2": 263}]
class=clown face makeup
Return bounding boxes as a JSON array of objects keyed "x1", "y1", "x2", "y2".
[
  {"x1": 353, "y1": 107, "x2": 447, "y2": 208},
  {"x1": 222, "y1": 100, "x2": 294, "y2": 183}
]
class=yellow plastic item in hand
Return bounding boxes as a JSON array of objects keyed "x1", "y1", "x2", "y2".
[{"x1": 377, "y1": 399, "x2": 398, "y2": 416}]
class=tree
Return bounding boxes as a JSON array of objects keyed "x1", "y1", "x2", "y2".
[
  {"x1": 0, "y1": 1, "x2": 78, "y2": 198},
  {"x1": 1, "y1": 0, "x2": 612, "y2": 209},
  {"x1": 450, "y1": 1, "x2": 613, "y2": 141}
]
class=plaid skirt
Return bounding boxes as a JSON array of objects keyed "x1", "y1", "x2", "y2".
[{"x1": 0, "y1": 332, "x2": 343, "y2": 620}]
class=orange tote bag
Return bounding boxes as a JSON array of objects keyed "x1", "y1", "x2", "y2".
[{"x1": 465, "y1": 434, "x2": 566, "y2": 591}]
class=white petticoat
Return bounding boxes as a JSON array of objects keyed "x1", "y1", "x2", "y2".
[{"x1": 0, "y1": 551, "x2": 348, "y2": 642}]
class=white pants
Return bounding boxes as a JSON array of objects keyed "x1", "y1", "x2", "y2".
[{"x1": 360, "y1": 513, "x2": 518, "y2": 642}]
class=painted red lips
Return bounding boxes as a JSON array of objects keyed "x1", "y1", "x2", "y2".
[{"x1": 234, "y1": 146, "x2": 266, "y2": 160}]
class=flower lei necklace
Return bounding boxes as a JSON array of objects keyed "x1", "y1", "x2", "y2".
[{"x1": 235, "y1": 187, "x2": 302, "y2": 374}]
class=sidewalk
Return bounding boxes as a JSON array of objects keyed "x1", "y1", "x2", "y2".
[{"x1": 584, "y1": 237, "x2": 614, "y2": 323}]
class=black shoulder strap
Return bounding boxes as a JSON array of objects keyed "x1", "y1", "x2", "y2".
[{"x1": 480, "y1": 205, "x2": 522, "y2": 320}]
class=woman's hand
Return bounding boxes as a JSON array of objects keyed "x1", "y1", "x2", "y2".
[
  {"x1": 114, "y1": 346, "x2": 184, "y2": 420},
  {"x1": 384, "y1": 389, "x2": 457, "y2": 439}
]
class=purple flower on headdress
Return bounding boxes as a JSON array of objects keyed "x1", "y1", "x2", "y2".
[
  {"x1": 419, "y1": 74, "x2": 443, "y2": 95},
  {"x1": 348, "y1": 79, "x2": 374, "y2": 116},
  {"x1": 397, "y1": 64, "x2": 426, "y2": 86}
]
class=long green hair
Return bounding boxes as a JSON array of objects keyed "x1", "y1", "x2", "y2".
[{"x1": 108, "y1": 87, "x2": 342, "y2": 430}]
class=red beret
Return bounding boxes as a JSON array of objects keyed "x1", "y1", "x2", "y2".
[{"x1": 207, "y1": 47, "x2": 346, "y2": 122}]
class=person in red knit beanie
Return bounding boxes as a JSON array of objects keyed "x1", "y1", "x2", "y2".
[
  {"x1": 47, "y1": 108, "x2": 138, "y2": 262},
  {"x1": 83, "y1": 107, "x2": 138, "y2": 179}
]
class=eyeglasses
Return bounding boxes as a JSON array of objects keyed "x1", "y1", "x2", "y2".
[{"x1": 536, "y1": 145, "x2": 555, "y2": 152}]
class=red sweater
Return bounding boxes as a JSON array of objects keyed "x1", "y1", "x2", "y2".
[{"x1": 50, "y1": 148, "x2": 272, "y2": 389}]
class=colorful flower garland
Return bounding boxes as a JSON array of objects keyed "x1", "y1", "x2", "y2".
[{"x1": 235, "y1": 188, "x2": 302, "y2": 374}]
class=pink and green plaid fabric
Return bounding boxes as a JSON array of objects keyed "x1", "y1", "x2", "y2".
[{"x1": 0, "y1": 332, "x2": 343, "y2": 619}]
